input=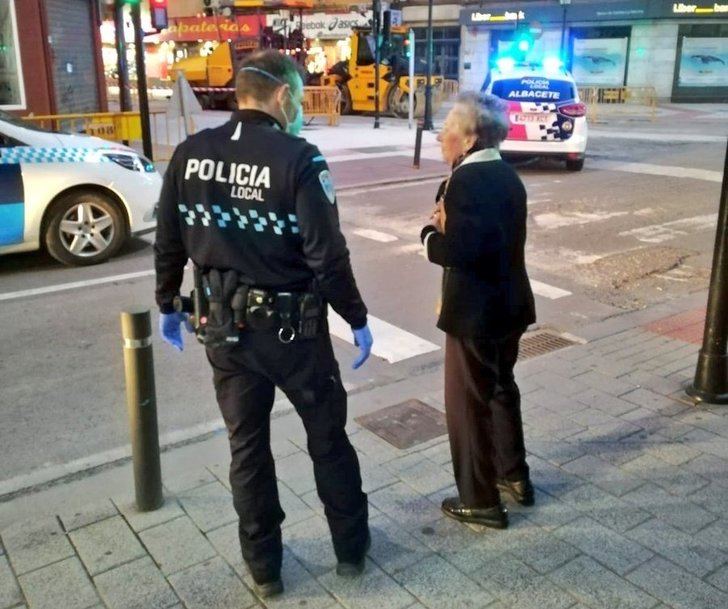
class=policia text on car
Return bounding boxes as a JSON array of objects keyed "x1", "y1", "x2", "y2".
[{"x1": 154, "y1": 50, "x2": 374, "y2": 599}]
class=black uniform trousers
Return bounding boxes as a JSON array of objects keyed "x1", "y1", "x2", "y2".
[
  {"x1": 206, "y1": 327, "x2": 369, "y2": 584},
  {"x1": 444, "y1": 329, "x2": 529, "y2": 508}
]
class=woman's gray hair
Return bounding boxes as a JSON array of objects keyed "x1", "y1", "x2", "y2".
[{"x1": 453, "y1": 92, "x2": 510, "y2": 149}]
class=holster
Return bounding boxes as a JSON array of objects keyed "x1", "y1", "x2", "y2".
[{"x1": 200, "y1": 269, "x2": 242, "y2": 348}]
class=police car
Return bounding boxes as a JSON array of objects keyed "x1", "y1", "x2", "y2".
[
  {"x1": 0, "y1": 110, "x2": 160, "y2": 266},
  {"x1": 483, "y1": 58, "x2": 588, "y2": 171}
]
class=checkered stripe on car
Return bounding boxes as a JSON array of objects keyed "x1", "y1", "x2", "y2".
[{"x1": 0, "y1": 147, "x2": 110, "y2": 164}]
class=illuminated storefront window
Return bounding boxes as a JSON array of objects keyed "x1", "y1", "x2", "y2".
[{"x1": 0, "y1": 0, "x2": 25, "y2": 109}]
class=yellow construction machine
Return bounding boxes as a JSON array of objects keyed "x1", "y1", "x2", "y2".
[
  {"x1": 322, "y1": 26, "x2": 444, "y2": 118},
  {"x1": 170, "y1": 38, "x2": 260, "y2": 110}
]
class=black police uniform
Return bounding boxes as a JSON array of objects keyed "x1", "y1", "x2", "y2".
[{"x1": 154, "y1": 109, "x2": 369, "y2": 584}]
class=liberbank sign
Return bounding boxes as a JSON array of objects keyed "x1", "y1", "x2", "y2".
[{"x1": 460, "y1": 1, "x2": 728, "y2": 26}]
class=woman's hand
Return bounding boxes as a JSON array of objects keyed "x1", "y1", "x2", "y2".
[{"x1": 436, "y1": 198, "x2": 447, "y2": 233}]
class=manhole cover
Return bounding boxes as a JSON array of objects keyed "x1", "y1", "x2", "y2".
[
  {"x1": 355, "y1": 399, "x2": 447, "y2": 449},
  {"x1": 519, "y1": 331, "x2": 578, "y2": 360}
]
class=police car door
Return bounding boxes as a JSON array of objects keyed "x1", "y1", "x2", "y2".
[{"x1": 0, "y1": 131, "x2": 25, "y2": 250}]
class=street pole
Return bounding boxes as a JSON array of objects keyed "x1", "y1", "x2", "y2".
[
  {"x1": 559, "y1": 0, "x2": 571, "y2": 58},
  {"x1": 408, "y1": 28, "x2": 415, "y2": 130},
  {"x1": 373, "y1": 0, "x2": 381, "y2": 129},
  {"x1": 130, "y1": 0, "x2": 153, "y2": 160},
  {"x1": 423, "y1": 0, "x2": 434, "y2": 131},
  {"x1": 687, "y1": 139, "x2": 728, "y2": 404},
  {"x1": 114, "y1": 1, "x2": 132, "y2": 114},
  {"x1": 121, "y1": 308, "x2": 163, "y2": 512}
]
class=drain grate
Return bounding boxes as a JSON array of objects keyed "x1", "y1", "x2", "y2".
[
  {"x1": 519, "y1": 331, "x2": 579, "y2": 360},
  {"x1": 355, "y1": 399, "x2": 447, "y2": 450}
]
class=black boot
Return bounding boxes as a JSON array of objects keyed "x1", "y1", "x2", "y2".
[
  {"x1": 336, "y1": 534, "x2": 371, "y2": 577},
  {"x1": 252, "y1": 579, "x2": 283, "y2": 599}
]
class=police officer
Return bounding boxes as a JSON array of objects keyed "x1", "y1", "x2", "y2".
[{"x1": 154, "y1": 50, "x2": 373, "y2": 598}]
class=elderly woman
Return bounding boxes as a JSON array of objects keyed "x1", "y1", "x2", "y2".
[{"x1": 421, "y1": 92, "x2": 536, "y2": 529}]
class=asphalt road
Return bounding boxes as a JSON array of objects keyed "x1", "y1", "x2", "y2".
[{"x1": 1, "y1": 108, "x2": 726, "y2": 493}]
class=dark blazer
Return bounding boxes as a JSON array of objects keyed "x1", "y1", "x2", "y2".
[{"x1": 421, "y1": 153, "x2": 536, "y2": 339}]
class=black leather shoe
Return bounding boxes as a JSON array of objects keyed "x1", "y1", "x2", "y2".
[
  {"x1": 496, "y1": 478, "x2": 535, "y2": 507},
  {"x1": 253, "y1": 579, "x2": 284, "y2": 598},
  {"x1": 441, "y1": 497, "x2": 508, "y2": 529},
  {"x1": 336, "y1": 534, "x2": 371, "y2": 577}
]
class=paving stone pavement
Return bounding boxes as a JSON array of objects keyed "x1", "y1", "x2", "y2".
[{"x1": 1, "y1": 328, "x2": 728, "y2": 608}]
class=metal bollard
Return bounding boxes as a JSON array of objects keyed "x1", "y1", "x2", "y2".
[
  {"x1": 121, "y1": 307, "x2": 164, "y2": 511},
  {"x1": 687, "y1": 139, "x2": 728, "y2": 404},
  {"x1": 413, "y1": 122, "x2": 423, "y2": 169}
]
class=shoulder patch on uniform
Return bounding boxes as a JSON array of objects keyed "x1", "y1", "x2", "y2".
[{"x1": 318, "y1": 169, "x2": 336, "y2": 204}]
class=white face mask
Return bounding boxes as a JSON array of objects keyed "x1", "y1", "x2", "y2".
[{"x1": 239, "y1": 66, "x2": 304, "y2": 136}]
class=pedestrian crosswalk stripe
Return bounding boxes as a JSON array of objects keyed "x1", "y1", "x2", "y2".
[
  {"x1": 327, "y1": 308, "x2": 440, "y2": 364},
  {"x1": 530, "y1": 280, "x2": 572, "y2": 300},
  {"x1": 353, "y1": 229, "x2": 398, "y2": 243}
]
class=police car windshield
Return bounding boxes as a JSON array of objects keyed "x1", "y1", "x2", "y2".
[
  {"x1": 492, "y1": 77, "x2": 575, "y2": 102},
  {"x1": 0, "y1": 110, "x2": 61, "y2": 133}
]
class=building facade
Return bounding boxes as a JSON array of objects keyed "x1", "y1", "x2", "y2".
[
  {"x1": 0, "y1": 0, "x2": 107, "y2": 116},
  {"x1": 403, "y1": 0, "x2": 728, "y2": 102}
]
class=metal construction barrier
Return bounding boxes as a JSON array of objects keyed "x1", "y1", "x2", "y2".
[
  {"x1": 578, "y1": 86, "x2": 658, "y2": 122},
  {"x1": 442, "y1": 79, "x2": 460, "y2": 100},
  {"x1": 302, "y1": 86, "x2": 342, "y2": 126},
  {"x1": 22, "y1": 111, "x2": 187, "y2": 162}
]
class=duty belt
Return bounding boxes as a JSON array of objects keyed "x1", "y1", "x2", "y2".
[{"x1": 173, "y1": 268, "x2": 323, "y2": 348}]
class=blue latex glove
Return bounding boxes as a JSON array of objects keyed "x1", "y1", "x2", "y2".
[
  {"x1": 352, "y1": 325, "x2": 373, "y2": 370},
  {"x1": 159, "y1": 312, "x2": 194, "y2": 352}
]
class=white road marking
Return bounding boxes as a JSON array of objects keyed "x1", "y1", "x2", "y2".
[
  {"x1": 534, "y1": 210, "x2": 629, "y2": 229},
  {"x1": 590, "y1": 159, "x2": 722, "y2": 183},
  {"x1": 325, "y1": 151, "x2": 412, "y2": 163},
  {"x1": 327, "y1": 308, "x2": 440, "y2": 363},
  {"x1": 530, "y1": 279, "x2": 572, "y2": 300},
  {"x1": 589, "y1": 130, "x2": 726, "y2": 143},
  {"x1": 353, "y1": 228, "x2": 399, "y2": 243},
  {"x1": 0, "y1": 270, "x2": 156, "y2": 302},
  {"x1": 619, "y1": 213, "x2": 718, "y2": 243},
  {"x1": 397, "y1": 243, "x2": 426, "y2": 257}
]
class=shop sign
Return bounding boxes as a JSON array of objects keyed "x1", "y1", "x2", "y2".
[
  {"x1": 460, "y1": 5, "x2": 564, "y2": 26},
  {"x1": 234, "y1": 0, "x2": 313, "y2": 7},
  {"x1": 662, "y1": 2, "x2": 728, "y2": 17},
  {"x1": 269, "y1": 11, "x2": 372, "y2": 40},
  {"x1": 159, "y1": 16, "x2": 262, "y2": 42}
]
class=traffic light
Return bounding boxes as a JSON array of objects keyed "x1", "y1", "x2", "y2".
[{"x1": 150, "y1": 0, "x2": 168, "y2": 30}]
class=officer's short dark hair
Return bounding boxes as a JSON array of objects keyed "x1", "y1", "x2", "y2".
[{"x1": 236, "y1": 50, "x2": 304, "y2": 104}]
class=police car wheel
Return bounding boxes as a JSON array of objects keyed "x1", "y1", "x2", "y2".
[
  {"x1": 45, "y1": 191, "x2": 127, "y2": 266},
  {"x1": 566, "y1": 158, "x2": 584, "y2": 171}
]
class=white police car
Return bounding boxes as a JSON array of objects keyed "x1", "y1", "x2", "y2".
[
  {"x1": 0, "y1": 110, "x2": 160, "y2": 265},
  {"x1": 483, "y1": 58, "x2": 588, "y2": 171}
]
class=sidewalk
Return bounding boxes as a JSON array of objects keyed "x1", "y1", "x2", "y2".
[{"x1": 2, "y1": 295, "x2": 728, "y2": 609}]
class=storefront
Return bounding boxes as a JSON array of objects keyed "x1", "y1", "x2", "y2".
[
  {"x1": 159, "y1": 14, "x2": 264, "y2": 78},
  {"x1": 267, "y1": 10, "x2": 372, "y2": 76},
  {"x1": 458, "y1": 1, "x2": 728, "y2": 102},
  {"x1": 1, "y1": 0, "x2": 106, "y2": 115}
]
